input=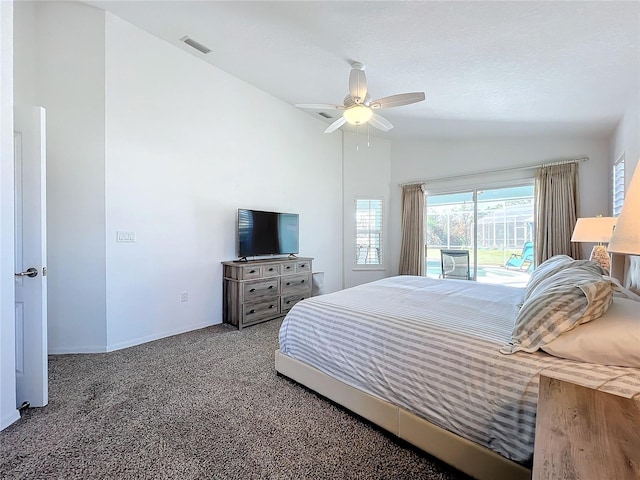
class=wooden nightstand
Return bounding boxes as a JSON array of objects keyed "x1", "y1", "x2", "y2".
[{"x1": 533, "y1": 375, "x2": 640, "y2": 480}]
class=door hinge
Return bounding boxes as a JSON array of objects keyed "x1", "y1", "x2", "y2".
[{"x1": 42, "y1": 266, "x2": 47, "y2": 277}]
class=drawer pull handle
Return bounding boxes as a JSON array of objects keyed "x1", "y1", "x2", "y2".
[
  {"x1": 249, "y1": 270, "x2": 256, "y2": 274},
  {"x1": 269, "y1": 304, "x2": 275, "y2": 309},
  {"x1": 249, "y1": 309, "x2": 255, "y2": 314},
  {"x1": 268, "y1": 285, "x2": 274, "y2": 289},
  {"x1": 300, "y1": 297, "x2": 305, "y2": 301},
  {"x1": 286, "y1": 282, "x2": 291, "y2": 286},
  {"x1": 286, "y1": 266, "x2": 291, "y2": 269},
  {"x1": 268, "y1": 268, "x2": 274, "y2": 271},
  {"x1": 301, "y1": 264, "x2": 306, "y2": 268},
  {"x1": 301, "y1": 279, "x2": 305, "y2": 283},
  {"x1": 249, "y1": 288, "x2": 256, "y2": 292}
]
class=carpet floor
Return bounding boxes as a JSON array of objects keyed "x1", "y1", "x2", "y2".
[{"x1": 0, "y1": 319, "x2": 470, "y2": 480}]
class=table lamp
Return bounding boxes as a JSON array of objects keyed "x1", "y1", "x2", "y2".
[{"x1": 571, "y1": 216, "x2": 617, "y2": 271}]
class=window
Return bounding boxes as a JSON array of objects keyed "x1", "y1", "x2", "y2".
[
  {"x1": 355, "y1": 198, "x2": 383, "y2": 265},
  {"x1": 426, "y1": 184, "x2": 534, "y2": 287},
  {"x1": 613, "y1": 154, "x2": 625, "y2": 217}
]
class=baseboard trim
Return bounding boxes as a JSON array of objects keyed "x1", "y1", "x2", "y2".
[
  {"x1": 48, "y1": 321, "x2": 222, "y2": 355},
  {"x1": 49, "y1": 345, "x2": 108, "y2": 354},
  {"x1": 106, "y1": 320, "x2": 219, "y2": 352},
  {"x1": 1, "y1": 410, "x2": 20, "y2": 431}
]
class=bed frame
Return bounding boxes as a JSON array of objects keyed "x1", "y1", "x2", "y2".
[
  {"x1": 275, "y1": 349, "x2": 531, "y2": 480},
  {"x1": 275, "y1": 254, "x2": 640, "y2": 480}
]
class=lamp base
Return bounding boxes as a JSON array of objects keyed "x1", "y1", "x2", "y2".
[{"x1": 590, "y1": 245, "x2": 610, "y2": 272}]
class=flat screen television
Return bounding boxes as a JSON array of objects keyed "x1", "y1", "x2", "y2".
[{"x1": 237, "y1": 209, "x2": 299, "y2": 258}]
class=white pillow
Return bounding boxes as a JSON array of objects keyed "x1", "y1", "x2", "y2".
[{"x1": 542, "y1": 297, "x2": 640, "y2": 367}]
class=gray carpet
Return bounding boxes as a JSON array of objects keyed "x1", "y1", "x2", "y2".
[{"x1": 0, "y1": 319, "x2": 470, "y2": 480}]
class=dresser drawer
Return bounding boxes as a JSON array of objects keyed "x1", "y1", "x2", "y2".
[
  {"x1": 296, "y1": 260, "x2": 311, "y2": 273},
  {"x1": 281, "y1": 293, "x2": 309, "y2": 312},
  {"x1": 262, "y1": 264, "x2": 281, "y2": 277},
  {"x1": 243, "y1": 298, "x2": 280, "y2": 325},
  {"x1": 281, "y1": 273, "x2": 311, "y2": 294},
  {"x1": 243, "y1": 278, "x2": 279, "y2": 301},
  {"x1": 240, "y1": 265, "x2": 263, "y2": 280},
  {"x1": 281, "y1": 262, "x2": 297, "y2": 274}
]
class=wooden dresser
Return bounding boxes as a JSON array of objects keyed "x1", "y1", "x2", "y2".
[{"x1": 222, "y1": 257, "x2": 313, "y2": 329}]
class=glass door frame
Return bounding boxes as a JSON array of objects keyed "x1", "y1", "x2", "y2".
[{"x1": 425, "y1": 180, "x2": 535, "y2": 283}]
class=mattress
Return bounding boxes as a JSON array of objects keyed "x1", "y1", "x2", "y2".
[{"x1": 278, "y1": 275, "x2": 640, "y2": 463}]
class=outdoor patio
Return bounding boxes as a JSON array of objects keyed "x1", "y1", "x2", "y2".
[{"x1": 426, "y1": 249, "x2": 532, "y2": 288}]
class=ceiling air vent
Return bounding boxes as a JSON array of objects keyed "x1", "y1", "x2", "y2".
[
  {"x1": 180, "y1": 36, "x2": 211, "y2": 54},
  {"x1": 317, "y1": 112, "x2": 333, "y2": 119}
]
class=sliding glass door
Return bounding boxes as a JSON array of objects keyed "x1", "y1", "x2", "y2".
[
  {"x1": 426, "y1": 191, "x2": 476, "y2": 278},
  {"x1": 426, "y1": 185, "x2": 534, "y2": 287}
]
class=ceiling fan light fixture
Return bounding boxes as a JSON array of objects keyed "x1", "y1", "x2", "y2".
[{"x1": 343, "y1": 105, "x2": 372, "y2": 125}]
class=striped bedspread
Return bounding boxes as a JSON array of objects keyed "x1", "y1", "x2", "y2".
[{"x1": 278, "y1": 275, "x2": 640, "y2": 464}]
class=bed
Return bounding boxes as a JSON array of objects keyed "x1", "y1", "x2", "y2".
[{"x1": 275, "y1": 256, "x2": 640, "y2": 480}]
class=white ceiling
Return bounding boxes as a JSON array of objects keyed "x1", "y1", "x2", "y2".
[{"x1": 88, "y1": 0, "x2": 640, "y2": 139}]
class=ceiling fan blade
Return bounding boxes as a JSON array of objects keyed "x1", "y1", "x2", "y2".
[
  {"x1": 368, "y1": 113, "x2": 393, "y2": 132},
  {"x1": 370, "y1": 92, "x2": 425, "y2": 109},
  {"x1": 349, "y1": 67, "x2": 368, "y2": 104},
  {"x1": 324, "y1": 116, "x2": 347, "y2": 134},
  {"x1": 295, "y1": 103, "x2": 344, "y2": 110}
]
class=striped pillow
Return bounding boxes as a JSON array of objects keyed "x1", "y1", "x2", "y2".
[
  {"x1": 501, "y1": 266, "x2": 613, "y2": 354},
  {"x1": 524, "y1": 256, "x2": 608, "y2": 301},
  {"x1": 524, "y1": 255, "x2": 574, "y2": 301}
]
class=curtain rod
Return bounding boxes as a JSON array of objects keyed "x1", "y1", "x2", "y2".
[{"x1": 399, "y1": 156, "x2": 589, "y2": 187}]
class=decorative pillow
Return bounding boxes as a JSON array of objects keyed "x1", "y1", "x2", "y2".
[
  {"x1": 501, "y1": 266, "x2": 613, "y2": 354},
  {"x1": 526, "y1": 259, "x2": 608, "y2": 301},
  {"x1": 524, "y1": 255, "x2": 574, "y2": 300},
  {"x1": 524, "y1": 256, "x2": 606, "y2": 301},
  {"x1": 542, "y1": 297, "x2": 640, "y2": 367}
]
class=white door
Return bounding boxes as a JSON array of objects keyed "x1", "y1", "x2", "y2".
[{"x1": 14, "y1": 106, "x2": 48, "y2": 408}]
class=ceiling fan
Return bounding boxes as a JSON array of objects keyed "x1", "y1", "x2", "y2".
[{"x1": 295, "y1": 62, "x2": 425, "y2": 134}]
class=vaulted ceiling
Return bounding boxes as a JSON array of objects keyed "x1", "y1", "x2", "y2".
[{"x1": 89, "y1": 1, "x2": 640, "y2": 139}]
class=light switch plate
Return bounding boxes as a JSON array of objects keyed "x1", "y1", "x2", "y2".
[{"x1": 116, "y1": 231, "x2": 136, "y2": 243}]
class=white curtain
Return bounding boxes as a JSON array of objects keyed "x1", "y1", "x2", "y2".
[
  {"x1": 534, "y1": 163, "x2": 580, "y2": 266},
  {"x1": 398, "y1": 184, "x2": 426, "y2": 275}
]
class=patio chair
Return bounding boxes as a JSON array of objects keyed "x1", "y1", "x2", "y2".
[
  {"x1": 505, "y1": 242, "x2": 534, "y2": 270},
  {"x1": 440, "y1": 250, "x2": 471, "y2": 280},
  {"x1": 357, "y1": 245, "x2": 380, "y2": 264}
]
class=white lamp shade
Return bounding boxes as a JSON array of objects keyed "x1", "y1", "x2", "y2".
[
  {"x1": 608, "y1": 160, "x2": 640, "y2": 255},
  {"x1": 571, "y1": 217, "x2": 616, "y2": 243}
]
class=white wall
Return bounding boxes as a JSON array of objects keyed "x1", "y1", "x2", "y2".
[
  {"x1": 0, "y1": 0, "x2": 19, "y2": 431},
  {"x1": 34, "y1": 2, "x2": 107, "y2": 353},
  {"x1": 13, "y1": 1, "x2": 36, "y2": 107},
  {"x1": 103, "y1": 14, "x2": 343, "y2": 350},
  {"x1": 13, "y1": 2, "x2": 344, "y2": 353},
  {"x1": 342, "y1": 132, "x2": 391, "y2": 288},
  {"x1": 611, "y1": 90, "x2": 639, "y2": 195},
  {"x1": 389, "y1": 136, "x2": 611, "y2": 271}
]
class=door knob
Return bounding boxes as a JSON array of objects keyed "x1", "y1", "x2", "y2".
[{"x1": 15, "y1": 267, "x2": 38, "y2": 278}]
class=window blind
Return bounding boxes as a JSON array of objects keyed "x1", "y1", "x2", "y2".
[
  {"x1": 613, "y1": 155, "x2": 625, "y2": 217},
  {"x1": 355, "y1": 199, "x2": 383, "y2": 265}
]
